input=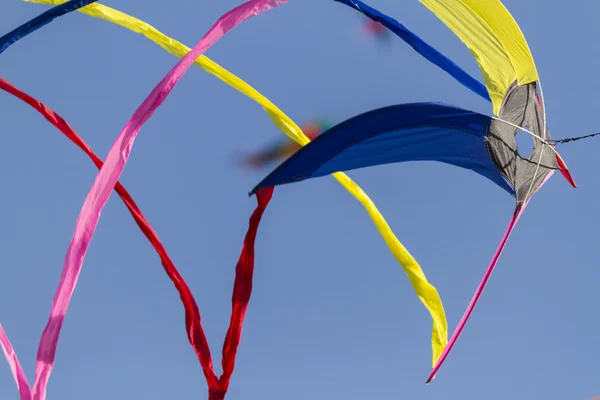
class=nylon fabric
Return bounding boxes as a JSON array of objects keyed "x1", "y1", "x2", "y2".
[
  {"x1": 419, "y1": 0, "x2": 538, "y2": 115},
  {"x1": 212, "y1": 187, "x2": 274, "y2": 400},
  {"x1": 25, "y1": 0, "x2": 450, "y2": 366},
  {"x1": 486, "y1": 82, "x2": 559, "y2": 204},
  {"x1": 0, "y1": 325, "x2": 31, "y2": 399},
  {"x1": 332, "y1": 172, "x2": 448, "y2": 367},
  {"x1": 452, "y1": 0, "x2": 538, "y2": 84},
  {"x1": 252, "y1": 103, "x2": 514, "y2": 196}
]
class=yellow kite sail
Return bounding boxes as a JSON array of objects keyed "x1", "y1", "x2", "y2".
[{"x1": 420, "y1": 0, "x2": 539, "y2": 115}]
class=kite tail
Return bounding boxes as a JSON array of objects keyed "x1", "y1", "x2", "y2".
[
  {"x1": 2, "y1": 74, "x2": 272, "y2": 397},
  {"x1": 0, "y1": 325, "x2": 32, "y2": 400},
  {"x1": 426, "y1": 205, "x2": 526, "y2": 383},
  {"x1": 200, "y1": 187, "x2": 274, "y2": 400},
  {"x1": 332, "y1": 173, "x2": 448, "y2": 366},
  {"x1": 0, "y1": 76, "x2": 220, "y2": 393},
  {"x1": 333, "y1": 0, "x2": 489, "y2": 101},
  {"x1": 219, "y1": 188, "x2": 273, "y2": 389}
]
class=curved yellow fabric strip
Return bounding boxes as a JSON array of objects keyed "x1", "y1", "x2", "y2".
[
  {"x1": 420, "y1": 0, "x2": 538, "y2": 115},
  {"x1": 25, "y1": 0, "x2": 448, "y2": 365}
]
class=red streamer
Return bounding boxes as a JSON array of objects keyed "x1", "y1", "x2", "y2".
[{"x1": 0, "y1": 77, "x2": 272, "y2": 399}]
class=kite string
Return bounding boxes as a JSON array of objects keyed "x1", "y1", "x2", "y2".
[
  {"x1": 490, "y1": 116, "x2": 555, "y2": 149},
  {"x1": 550, "y1": 132, "x2": 600, "y2": 144}
]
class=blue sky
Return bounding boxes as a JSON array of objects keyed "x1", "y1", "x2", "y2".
[{"x1": 0, "y1": 0, "x2": 598, "y2": 399}]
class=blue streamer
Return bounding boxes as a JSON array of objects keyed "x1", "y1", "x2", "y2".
[
  {"x1": 334, "y1": 0, "x2": 491, "y2": 102},
  {"x1": 0, "y1": 0, "x2": 97, "y2": 55}
]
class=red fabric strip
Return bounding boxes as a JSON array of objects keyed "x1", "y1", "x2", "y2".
[
  {"x1": 535, "y1": 90, "x2": 576, "y2": 188},
  {"x1": 0, "y1": 77, "x2": 272, "y2": 399},
  {"x1": 213, "y1": 187, "x2": 273, "y2": 400}
]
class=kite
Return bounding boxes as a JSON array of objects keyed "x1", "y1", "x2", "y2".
[
  {"x1": 27, "y1": 0, "x2": 449, "y2": 375},
  {"x1": 252, "y1": 0, "x2": 580, "y2": 383},
  {"x1": 6, "y1": 0, "x2": 590, "y2": 395},
  {"x1": 240, "y1": 118, "x2": 333, "y2": 169},
  {"x1": 362, "y1": 19, "x2": 390, "y2": 42}
]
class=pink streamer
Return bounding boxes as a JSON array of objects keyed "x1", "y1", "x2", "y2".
[
  {"x1": 425, "y1": 167, "x2": 554, "y2": 384},
  {"x1": 426, "y1": 204, "x2": 526, "y2": 383},
  {"x1": 426, "y1": 171, "x2": 554, "y2": 383},
  {"x1": 0, "y1": 324, "x2": 31, "y2": 399},
  {"x1": 9, "y1": 1, "x2": 287, "y2": 399}
]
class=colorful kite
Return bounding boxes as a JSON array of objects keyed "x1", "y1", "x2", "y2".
[
  {"x1": 362, "y1": 19, "x2": 390, "y2": 42},
  {"x1": 27, "y1": 0, "x2": 449, "y2": 384},
  {"x1": 240, "y1": 118, "x2": 333, "y2": 169},
  {"x1": 2, "y1": 0, "x2": 594, "y2": 397},
  {"x1": 253, "y1": 0, "x2": 578, "y2": 383}
]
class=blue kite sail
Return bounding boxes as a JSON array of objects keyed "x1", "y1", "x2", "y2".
[{"x1": 251, "y1": 102, "x2": 513, "y2": 195}]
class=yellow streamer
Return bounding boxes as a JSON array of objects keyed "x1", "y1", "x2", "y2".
[
  {"x1": 26, "y1": 0, "x2": 448, "y2": 365},
  {"x1": 420, "y1": 0, "x2": 538, "y2": 115}
]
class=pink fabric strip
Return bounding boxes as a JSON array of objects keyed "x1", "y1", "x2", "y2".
[
  {"x1": 29, "y1": 1, "x2": 287, "y2": 399},
  {"x1": 0, "y1": 324, "x2": 31, "y2": 399},
  {"x1": 426, "y1": 170, "x2": 556, "y2": 383},
  {"x1": 426, "y1": 204, "x2": 527, "y2": 383}
]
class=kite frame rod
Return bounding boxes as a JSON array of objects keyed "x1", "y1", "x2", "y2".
[
  {"x1": 490, "y1": 113, "x2": 559, "y2": 200},
  {"x1": 490, "y1": 115, "x2": 559, "y2": 160}
]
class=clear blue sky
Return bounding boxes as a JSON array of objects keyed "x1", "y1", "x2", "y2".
[{"x1": 0, "y1": 1, "x2": 598, "y2": 399}]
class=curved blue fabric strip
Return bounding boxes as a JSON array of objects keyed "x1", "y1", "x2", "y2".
[
  {"x1": 333, "y1": 0, "x2": 490, "y2": 102},
  {"x1": 0, "y1": 0, "x2": 98, "y2": 55},
  {"x1": 251, "y1": 102, "x2": 513, "y2": 195}
]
